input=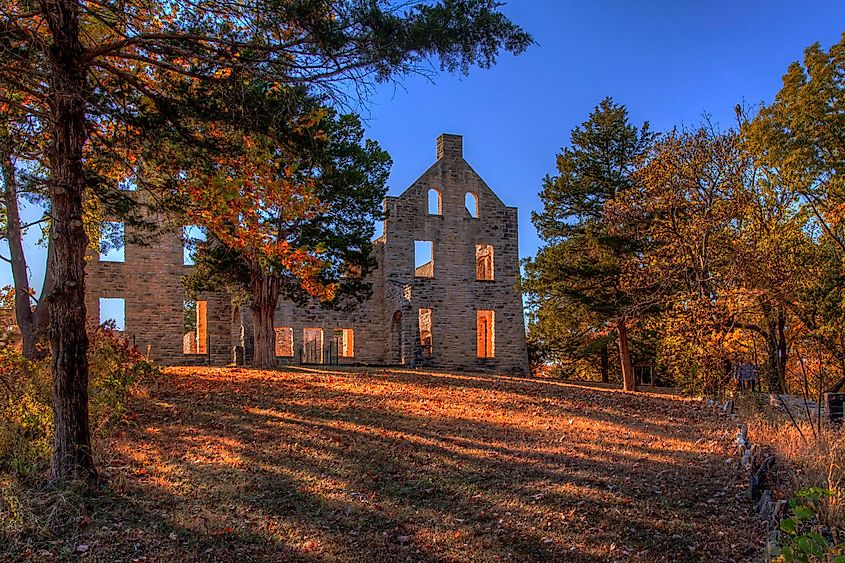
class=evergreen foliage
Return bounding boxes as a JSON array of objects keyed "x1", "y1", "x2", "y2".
[
  {"x1": 524, "y1": 98, "x2": 653, "y2": 390},
  {"x1": 0, "y1": 0, "x2": 532, "y2": 479}
]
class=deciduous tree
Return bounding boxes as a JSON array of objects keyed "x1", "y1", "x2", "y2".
[
  {"x1": 742, "y1": 33, "x2": 845, "y2": 391},
  {"x1": 0, "y1": 125, "x2": 52, "y2": 358},
  {"x1": 182, "y1": 107, "x2": 390, "y2": 368},
  {"x1": 0, "y1": 0, "x2": 532, "y2": 480}
]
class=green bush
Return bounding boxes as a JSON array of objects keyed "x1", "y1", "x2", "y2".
[
  {"x1": 0, "y1": 350, "x2": 52, "y2": 475},
  {"x1": 0, "y1": 322, "x2": 159, "y2": 475},
  {"x1": 774, "y1": 487, "x2": 845, "y2": 562}
]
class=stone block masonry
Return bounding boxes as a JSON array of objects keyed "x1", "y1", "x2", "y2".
[{"x1": 85, "y1": 134, "x2": 530, "y2": 374}]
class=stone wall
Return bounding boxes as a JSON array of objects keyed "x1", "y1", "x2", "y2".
[
  {"x1": 85, "y1": 134, "x2": 529, "y2": 374},
  {"x1": 379, "y1": 134, "x2": 529, "y2": 373},
  {"x1": 85, "y1": 222, "x2": 231, "y2": 366}
]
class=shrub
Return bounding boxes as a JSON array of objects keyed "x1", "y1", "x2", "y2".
[
  {"x1": 87, "y1": 321, "x2": 159, "y2": 431},
  {"x1": 0, "y1": 350, "x2": 52, "y2": 475},
  {"x1": 774, "y1": 488, "x2": 845, "y2": 562},
  {"x1": 0, "y1": 322, "x2": 159, "y2": 475}
]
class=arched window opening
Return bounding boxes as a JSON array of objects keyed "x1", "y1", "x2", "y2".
[
  {"x1": 465, "y1": 192, "x2": 478, "y2": 218},
  {"x1": 428, "y1": 188, "x2": 442, "y2": 215}
]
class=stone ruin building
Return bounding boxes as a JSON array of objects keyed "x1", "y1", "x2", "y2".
[{"x1": 85, "y1": 134, "x2": 529, "y2": 373}]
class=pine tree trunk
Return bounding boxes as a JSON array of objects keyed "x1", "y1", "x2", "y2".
[
  {"x1": 599, "y1": 342, "x2": 609, "y2": 383},
  {"x1": 617, "y1": 320, "x2": 637, "y2": 392},
  {"x1": 250, "y1": 274, "x2": 279, "y2": 370},
  {"x1": 45, "y1": 0, "x2": 96, "y2": 482},
  {"x1": 0, "y1": 150, "x2": 37, "y2": 357}
]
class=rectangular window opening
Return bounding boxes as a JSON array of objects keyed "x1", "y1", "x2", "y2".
[
  {"x1": 274, "y1": 326, "x2": 294, "y2": 357},
  {"x1": 476, "y1": 244, "x2": 494, "y2": 281},
  {"x1": 418, "y1": 308, "x2": 433, "y2": 357},
  {"x1": 477, "y1": 309, "x2": 495, "y2": 358},
  {"x1": 303, "y1": 328, "x2": 324, "y2": 364},
  {"x1": 183, "y1": 299, "x2": 207, "y2": 354},
  {"x1": 333, "y1": 328, "x2": 355, "y2": 358},
  {"x1": 183, "y1": 225, "x2": 206, "y2": 266},
  {"x1": 415, "y1": 240, "x2": 434, "y2": 277},
  {"x1": 99, "y1": 221, "x2": 125, "y2": 262},
  {"x1": 99, "y1": 297, "x2": 125, "y2": 331}
]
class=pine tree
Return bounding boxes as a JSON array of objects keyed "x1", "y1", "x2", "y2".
[{"x1": 525, "y1": 98, "x2": 653, "y2": 391}]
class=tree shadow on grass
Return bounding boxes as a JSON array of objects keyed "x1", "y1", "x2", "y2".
[{"x1": 8, "y1": 366, "x2": 764, "y2": 562}]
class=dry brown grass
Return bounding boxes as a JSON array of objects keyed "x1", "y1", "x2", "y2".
[
  {"x1": 3, "y1": 367, "x2": 764, "y2": 562},
  {"x1": 743, "y1": 400, "x2": 845, "y2": 533}
]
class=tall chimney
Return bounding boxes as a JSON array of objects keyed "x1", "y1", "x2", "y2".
[{"x1": 437, "y1": 133, "x2": 463, "y2": 161}]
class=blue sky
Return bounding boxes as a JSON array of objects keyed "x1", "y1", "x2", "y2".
[
  {"x1": 2, "y1": 1, "x2": 844, "y2": 298},
  {"x1": 362, "y1": 0, "x2": 845, "y2": 259}
]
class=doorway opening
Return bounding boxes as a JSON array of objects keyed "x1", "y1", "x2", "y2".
[{"x1": 302, "y1": 328, "x2": 324, "y2": 364}]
